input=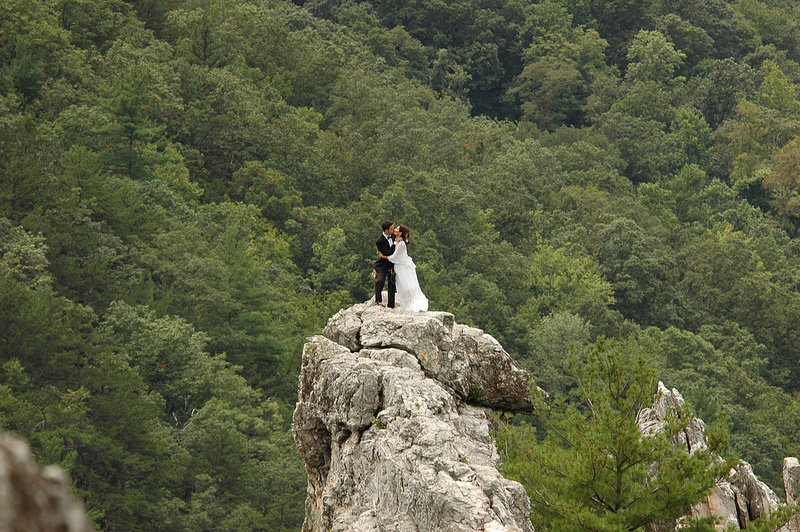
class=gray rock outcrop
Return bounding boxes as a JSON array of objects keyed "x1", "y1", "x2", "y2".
[
  {"x1": 779, "y1": 458, "x2": 800, "y2": 532},
  {"x1": 0, "y1": 432, "x2": 92, "y2": 532},
  {"x1": 784, "y1": 458, "x2": 800, "y2": 504},
  {"x1": 638, "y1": 382, "x2": 789, "y2": 531},
  {"x1": 293, "y1": 302, "x2": 536, "y2": 532},
  {"x1": 637, "y1": 382, "x2": 708, "y2": 456}
]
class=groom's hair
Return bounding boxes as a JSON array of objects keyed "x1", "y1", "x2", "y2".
[{"x1": 382, "y1": 220, "x2": 394, "y2": 231}]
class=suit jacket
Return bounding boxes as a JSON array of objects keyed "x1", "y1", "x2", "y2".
[{"x1": 374, "y1": 234, "x2": 395, "y2": 271}]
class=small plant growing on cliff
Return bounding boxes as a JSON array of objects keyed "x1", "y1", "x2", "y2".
[
  {"x1": 467, "y1": 383, "x2": 487, "y2": 405},
  {"x1": 371, "y1": 416, "x2": 386, "y2": 429},
  {"x1": 497, "y1": 338, "x2": 732, "y2": 531}
]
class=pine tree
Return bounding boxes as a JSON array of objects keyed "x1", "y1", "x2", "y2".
[{"x1": 497, "y1": 338, "x2": 731, "y2": 531}]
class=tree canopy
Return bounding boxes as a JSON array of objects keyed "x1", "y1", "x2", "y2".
[{"x1": 4, "y1": 0, "x2": 800, "y2": 528}]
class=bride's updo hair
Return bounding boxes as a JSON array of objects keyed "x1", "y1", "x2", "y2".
[{"x1": 398, "y1": 224, "x2": 411, "y2": 245}]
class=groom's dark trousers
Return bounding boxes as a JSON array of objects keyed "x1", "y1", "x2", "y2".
[{"x1": 374, "y1": 235, "x2": 396, "y2": 307}]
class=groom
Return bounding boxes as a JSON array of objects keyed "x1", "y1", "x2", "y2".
[{"x1": 373, "y1": 220, "x2": 396, "y2": 307}]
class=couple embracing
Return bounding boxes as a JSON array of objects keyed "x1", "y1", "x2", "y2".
[{"x1": 373, "y1": 220, "x2": 428, "y2": 312}]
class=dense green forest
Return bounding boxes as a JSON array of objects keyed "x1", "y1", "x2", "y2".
[{"x1": 3, "y1": 0, "x2": 800, "y2": 528}]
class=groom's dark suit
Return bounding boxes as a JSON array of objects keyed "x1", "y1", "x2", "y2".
[{"x1": 374, "y1": 233, "x2": 396, "y2": 307}]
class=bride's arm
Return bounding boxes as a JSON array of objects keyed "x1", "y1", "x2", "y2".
[{"x1": 386, "y1": 241, "x2": 405, "y2": 263}]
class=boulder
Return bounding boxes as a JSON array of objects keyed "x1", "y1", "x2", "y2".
[{"x1": 321, "y1": 303, "x2": 536, "y2": 412}]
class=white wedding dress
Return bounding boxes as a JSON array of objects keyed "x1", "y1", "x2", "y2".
[{"x1": 388, "y1": 240, "x2": 428, "y2": 312}]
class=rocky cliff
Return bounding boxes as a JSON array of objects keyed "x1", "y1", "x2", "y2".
[
  {"x1": 294, "y1": 302, "x2": 800, "y2": 532},
  {"x1": 0, "y1": 432, "x2": 91, "y2": 532},
  {"x1": 292, "y1": 302, "x2": 537, "y2": 532}
]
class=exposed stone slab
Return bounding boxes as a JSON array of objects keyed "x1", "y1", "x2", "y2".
[{"x1": 322, "y1": 304, "x2": 535, "y2": 412}]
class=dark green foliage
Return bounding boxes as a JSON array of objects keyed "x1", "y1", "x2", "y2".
[{"x1": 5, "y1": 0, "x2": 800, "y2": 528}]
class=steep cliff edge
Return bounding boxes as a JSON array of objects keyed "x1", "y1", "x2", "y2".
[{"x1": 292, "y1": 302, "x2": 537, "y2": 532}]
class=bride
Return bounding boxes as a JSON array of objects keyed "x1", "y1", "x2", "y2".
[{"x1": 380, "y1": 224, "x2": 428, "y2": 312}]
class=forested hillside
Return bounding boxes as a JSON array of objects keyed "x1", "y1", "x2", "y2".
[{"x1": 3, "y1": 0, "x2": 800, "y2": 529}]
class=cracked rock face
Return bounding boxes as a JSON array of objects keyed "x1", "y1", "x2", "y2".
[
  {"x1": 637, "y1": 382, "x2": 707, "y2": 455},
  {"x1": 323, "y1": 304, "x2": 537, "y2": 412},
  {"x1": 293, "y1": 302, "x2": 536, "y2": 532}
]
